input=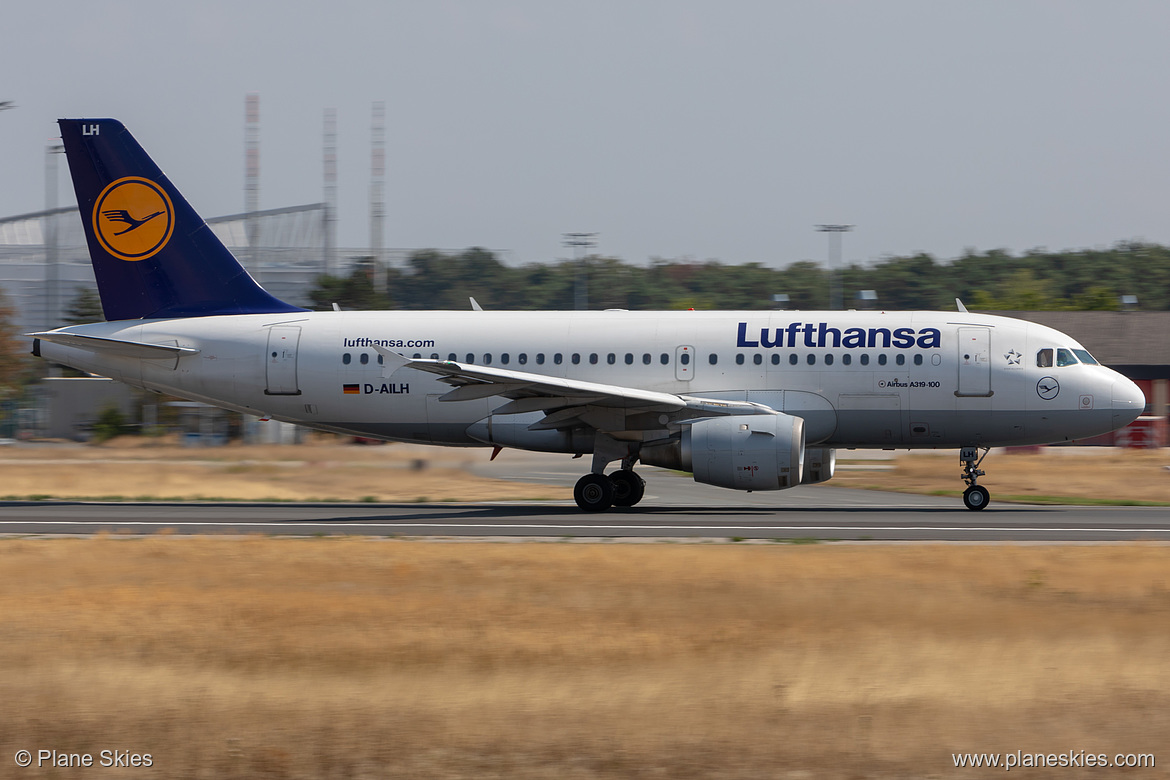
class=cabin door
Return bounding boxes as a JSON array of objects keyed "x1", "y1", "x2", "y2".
[
  {"x1": 956, "y1": 327, "x2": 991, "y2": 397},
  {"x1": 265, "y1": 326, "x2": 302, "y2": 395}
]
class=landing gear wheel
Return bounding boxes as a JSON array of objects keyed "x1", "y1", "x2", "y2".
[
  {"x1": 609, "y1": 469, "x2": 646, "y2": 507},
  {"x1": 574, "y1": 473, "x2": 614, "y2": 513},
  {"x1": 963, "y1": 485, "x2": 990, "y2": 511}
]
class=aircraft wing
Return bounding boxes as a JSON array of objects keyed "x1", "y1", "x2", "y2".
[{"x1": 373, "y1": 345, "x2": 776, "y2": 429}]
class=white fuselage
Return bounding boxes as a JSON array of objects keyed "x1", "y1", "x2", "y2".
[{"x1": 38, "y1": 309, "x2": 1143, "y2": 452}]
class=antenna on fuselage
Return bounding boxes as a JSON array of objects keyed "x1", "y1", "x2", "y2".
[{"x1": 955, "y1": 298, "x2": 969, "y2": 313}]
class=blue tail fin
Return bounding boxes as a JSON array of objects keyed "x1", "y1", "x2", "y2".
[{"x1": 58, "y1": 118, "x2": 306, "y2": 321}]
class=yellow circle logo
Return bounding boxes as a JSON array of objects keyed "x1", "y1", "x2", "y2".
[{"x1": 92, "y1": 177, "x2": 175, "y2": 261}]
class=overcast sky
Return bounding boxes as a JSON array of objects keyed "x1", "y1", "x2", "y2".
[{"x1": 4, "y1": 1, "x2": 1170, "y2": 268}]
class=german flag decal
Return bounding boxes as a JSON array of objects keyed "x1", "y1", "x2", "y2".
[{"x1": 343, "y1": 384, "x2": 360, "y2": 395}]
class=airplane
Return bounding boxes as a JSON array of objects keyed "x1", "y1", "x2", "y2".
[{"x1": 30, "y1": 118, "x2": 1146, "y2": 512}]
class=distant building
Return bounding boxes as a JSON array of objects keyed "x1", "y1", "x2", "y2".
[{"x1": 0, "y1": 204, "x2": 332, "y2": 335}]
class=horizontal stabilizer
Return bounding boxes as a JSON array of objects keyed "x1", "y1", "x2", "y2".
[{"x1": 29, "y1": 331, "x2": 200, "y2": 360}]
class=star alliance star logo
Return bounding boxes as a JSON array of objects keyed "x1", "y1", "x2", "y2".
[{"x1": 1004, "y1": 349, "x2": 1022, "y2": 365}]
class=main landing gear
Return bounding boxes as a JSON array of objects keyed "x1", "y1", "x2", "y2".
[
  {"x1": 572, "y1": 434, "x2": 647, "y2": 512},
  {"x1": 573, "y1": 469, "x2": 646, "y2": 512},
  {"x1": 960, "y1": 447, "x2": 990, "y2": 511}
]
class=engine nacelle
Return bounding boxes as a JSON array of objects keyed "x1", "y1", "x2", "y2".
[
  {"x1": 664, "y1": 414, "x2": 805, "y2": 491},
  {"x1": 466, "y1": 412, "x2": 594, "y2": 453},
  {"x1": 801, "y1": 447, "x2": 836, "y2": 484}
]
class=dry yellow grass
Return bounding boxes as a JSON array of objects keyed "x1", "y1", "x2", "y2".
[
  {"x1": 1, "y1": 539, "x2": 1168, "y2": 778},
  {"x1": 0, "y1": 440, "x2": 568, "y2": 502},
  {"x1": 5, "y1": 439, "x2": 1169, "y2": 505},
  {"x1": 833, "y1": 448, "x2": 1170, "y2": 503}
]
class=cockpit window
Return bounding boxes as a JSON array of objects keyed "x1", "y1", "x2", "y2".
[
  {"x1": 1072, "y1": 349, "x2": 1099, "y2": 365},
  {"x1": 1036, "y1": 349, "x2": 1053, "y2": 368},
  {"x1": 1056, "y1": 348, "x2": 1078, "y2": 367}
]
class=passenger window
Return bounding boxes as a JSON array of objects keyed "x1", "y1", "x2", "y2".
[
  {"x1": 860, "y1": 354, "x2": 869, "y2": 366},
  {"x1": 466, "y1": 353, "x2": 475, "y2": 363},
  {"x1": 342, "y1": 353, "x2": 351, "y2": 365},
  {"x1": 913, "y1": 354, "x2": 923, "y2": 366},
  {"x1": 1057, "y1": 348, "x2": 1078, "y2": 367},
  {"x1": 895, "y1": 354, "x2": 905, "y2": 366},
  {"x1": 680, "y1": 352, "x2": 691, "y2": 365},
  {"x1": 1037, "y1": 349, "x2": 1053, "y2": 368},
  {"x1": 377, "y1": 354, "x2": 384, "y2": 365},
  {"x1": 709, "y1": 354, "x2": 718, "y2": 365},
  {"x1": 554, "y1": 353, "x2": 563, "y2": 365},
  {"x1": 607, "y1": 353, "x2": 616, "y2": 365},
  {"x1": 789, "y1": 354, "x2": 798, "y2": 365},
  {"x1": 771, "y1": 354, "x2": 780, "y2": 366},
  {"x1": 736, "y1": 354, "x2": 745, "y2": 365},
  {"x1": 842, "y1": 354, "x2": 851, "y2": 366},
  {"x1": 412, "y1": 353, "x2": 421, "y2": 359},
  {"x1": 482, "y1": 353, "x2": 492, "y2": 364},
  {"x1": 501, "y1": 353, "x2": 510, "y2": 365},
  {"x1": 589, "y1": 353, "x2": 599, "y2": 365},
  {"x1": 571, "y1": 353, "x2": 581, "y2": 365},
  {"x1": 430, "y1": 353, "x2": 439, "y2": 360},
  {"x1": 753, "y1": 354, "x2": 763, "y2": 365},
  {"x1": 877, "y1": 354, "x2": 887, "y2": 366},
  {"x1": 660, "y1": 353, "x2": 670, "y2": 365},
  {"x1": 536, "y1": 353, "x2": 545, "y2": 365},
  {"x1": 642, "y1": 353, "x2": 652, "y2": 365},
  {"x1": 806, "y1": 354, "x2": 816, "y2": 365},
  {"x1": 824, "y1": 353, "x2": 834, "y2": 366},
  {"x1": 518, "y1": 353, "x2": 527, "y2": 365},
  {"x1": 447, "y1": 353, "x2": 457, "y2": 362},
  {"x1": 625, "y1": 353, "x2": 634, "y2": 365}
]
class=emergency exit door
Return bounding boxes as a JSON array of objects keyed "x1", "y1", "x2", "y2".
[
  {"x1": 675, "y1": 345, "x2": 695, "y2": 381},
  {"x1": 265, "y1": 326, "x2": 302, "y2": 395}
]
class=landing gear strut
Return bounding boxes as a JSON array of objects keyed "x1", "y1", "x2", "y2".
[{"x1": 960, "y1": 447, "x2": 990, "y2": 511}]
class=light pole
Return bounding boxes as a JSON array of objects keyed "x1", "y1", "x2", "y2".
[
  {"x1": 563, "y1": 232, "x2": 597, "y2": 311},
  {"x1": 815, "y1": 224, "x2": 853, "y2": 310},
  {"x1": 45, "y1": 140, "x2": 66, "y2": 330}
]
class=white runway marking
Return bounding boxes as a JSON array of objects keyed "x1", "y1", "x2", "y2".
[{"x1": 1, "y1": 521, "x2": 1168, "y2": 534}]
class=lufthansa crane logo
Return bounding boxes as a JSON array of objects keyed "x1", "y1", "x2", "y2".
[{"x1": 92, "y1": 177, "x2": 175, "y2": 261}]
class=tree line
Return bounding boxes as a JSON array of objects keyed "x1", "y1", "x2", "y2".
[
  {"x1": 309, "y1": 242, "x2": 1170, "y2": 313},
  {"x1": 1, "y1": 241, "x2": 1167, "y2": 409}
]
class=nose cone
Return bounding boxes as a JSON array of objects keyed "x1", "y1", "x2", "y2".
[{"x1": 1111, "y1": 378, "x2": 1145, "y2": 429}]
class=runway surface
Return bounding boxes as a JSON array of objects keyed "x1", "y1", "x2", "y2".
[
  {"x1": 1, "y1": 487, "x2": 1166, "y2": 541},
  {"x1": 1, "y1": 448, "x2": 1164, "y2": 541}
]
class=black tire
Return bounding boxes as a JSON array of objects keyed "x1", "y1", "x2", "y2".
[
  {"x1": 963, "y1": 485, "x2": 990, "y2": 511},
  {"x1": 574, "y1": 473, "x2": 614, "y2": 513},
  {"x1": 609, "y1": 469, "x2": 646, "y2": 507}
]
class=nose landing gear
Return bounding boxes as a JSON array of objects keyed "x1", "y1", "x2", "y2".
[{"x1": 960, "y1": 446, "x2": 990, "y2": 510}]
